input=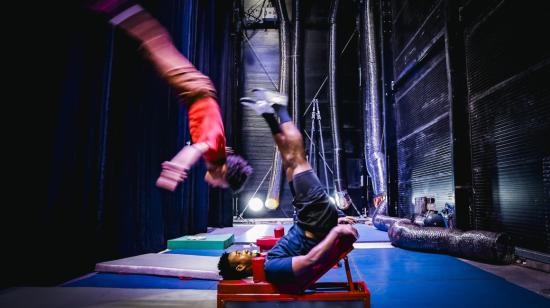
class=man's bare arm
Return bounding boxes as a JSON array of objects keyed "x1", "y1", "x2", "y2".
[{"x1": 156, "y1": 143, "x2": 208, "y2": 191}]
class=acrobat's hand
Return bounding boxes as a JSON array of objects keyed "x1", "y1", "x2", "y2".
[
  {"x1": 333, "y1": 224, "x2": 359, "y2": 240},
  {"x1": 156, "y1": 161, "x2": 189, "y2": 191},
  {"x1": 338, "y1": 216, "x2": 357, "y2": 225}
]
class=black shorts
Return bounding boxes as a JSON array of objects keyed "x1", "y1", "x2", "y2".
[{"x1": 290, "y1": 169, "x2": 338, "y2": 233}]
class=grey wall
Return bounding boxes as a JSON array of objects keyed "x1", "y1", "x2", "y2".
[
  {"x1": 462, "y1": 0, "x2": 550, "y2": 253},
  {"x1": 384, "y1": 0, "x2": 550, "y2": 253},
  {"x1": 389, "y1": 0, "x2": 455, "y2": 217}
]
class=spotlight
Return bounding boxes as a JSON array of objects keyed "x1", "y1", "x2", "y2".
[
  {"x1": 248, "y1": 197, "x2": 264, "y2": 212},
  {"x1": 265, "y1": 198, "x2": 279, "y2": 210},
  {"x1": 329, "y1": 195, "x2": 336, "y2": 205}
]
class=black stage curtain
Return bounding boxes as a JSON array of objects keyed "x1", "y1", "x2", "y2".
[{"x1": 7, "y1": 0, "x2": 235, "y2": 287}]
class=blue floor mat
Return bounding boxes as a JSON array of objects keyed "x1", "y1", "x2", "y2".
[
  {"x1": 367, "y1": 278, "x2": 548, "y2": 308},
  {"x1": 354, "y1": 224, "x2": 390, "y2": 242},
  {"x1": 62, "y1": 244, "x2": 549, "y2": 307},
  {"x1": 317, "y1": 248, "x2": 548, "y2": 307},
  {"x1": 63, "y1": 273, "x2": 218, "y2": 290},
  {"x1": 347, "y1": 248, "x2": 499, "y2": 283}
]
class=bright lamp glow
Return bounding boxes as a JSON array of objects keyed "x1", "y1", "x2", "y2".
[
  {"x1": 265, "y1": 198, "x2": 279, "y2": 210},
  {"x1": 248, "y1": 197, "x2": 264, "y2": 212},
  {"x1": 329, "y1": 196, "x2": 336, "y2": 205}
]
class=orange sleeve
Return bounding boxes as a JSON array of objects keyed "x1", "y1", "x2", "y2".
[{"x1": 187, "y1": 96, "x2": 227, "y2": 164}]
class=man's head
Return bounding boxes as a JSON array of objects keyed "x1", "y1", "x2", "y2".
[
  {"x1": 218, "y1": 249, "x2": 259, "y2": 280},
  {"x1": 205, "y1": 154, "x2": 252, "y2": 193}
]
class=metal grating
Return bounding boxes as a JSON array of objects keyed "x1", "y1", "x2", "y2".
[
  {"x1": 468, "y1": 65, "x2": 550, "y2": 252},
  {"x1": 396, "y1": 114, "x2": 454, "y2": 218},
  {"x1": 391, "y1": 0, "x2": 439, "y2": 57},
  {"x1": 465, "y1": 0, "x2": 550, "y2": 253},
  {"x1": 393, "y1": 51, "x2": 453, "y2": 217},
  {"x1": 390, "y1": 0, "x2": 452, "y2": 219},
  {"x1": 391, "y1": 0, "x2": 441, "y2": 77},
  {"x1": 395, "y1": 55, "x2": 449, "y2": 138},
  {"x1": 464, "y1": 1, "x2": 550, "y2": 99}
]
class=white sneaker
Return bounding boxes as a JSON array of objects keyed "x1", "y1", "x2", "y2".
[
  {"x1": 240, "y1": 97, "x2": 275, "y2": 115},
  {"x1": 252, "y1": 88, "x2": 288, "y2": 106}
]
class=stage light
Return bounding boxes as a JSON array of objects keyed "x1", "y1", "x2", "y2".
[
  {"x1": 329, "y1": 195, "x2": 336, "y2": 205},
  {"x1": 265, "y1": 198, "x2": 279, "y2": 210},
  {"x1": 248, "y1": 197, "x2": 264, "y2": 212}
]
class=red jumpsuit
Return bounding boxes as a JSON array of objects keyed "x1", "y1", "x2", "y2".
[{"x1": 187, "y1": 96, "x2": 227, "y2": 164}]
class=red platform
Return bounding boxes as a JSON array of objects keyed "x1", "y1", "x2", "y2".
[
  {"x1": 256, "y1": 226, "x2": 284, "y2": 252},
  {"x1": 218, "y1": 281, "x2": 369, "y2": 307},
  {"x1": 218, "y1": 234, "x2": 370, "y2": 307}
]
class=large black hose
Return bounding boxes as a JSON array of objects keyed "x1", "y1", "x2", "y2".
[
  {"x1": 373, "y1": 201, "x2": 513, "y2": 263},
  {"x1": 389, "y1": 220, "x2": 514, "y2": 264},
  {"x1": 328, "y1": 0, "x2": 351, "y2": 210},
  {"x1": 372, "y1": 200, "x2": 407, "y2": 232},
  {"x1": 360, "y1": 0, "x2": 387, "y2": 199},
  {"x1": 373, "y1": 200, "x2": 513, "y2": 264}
]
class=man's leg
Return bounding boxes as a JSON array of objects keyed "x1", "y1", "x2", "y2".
[
  {"x1": 242, "y1": 90, "x2": 339, "y2": 234},
  {"x1": 275, "y1": 122, "x2": 311, "y2": 181},
  {"x1": 259, "y1": 89, "x2": 352, "y2": 210},
  {"x1": 241, "y1": 90, "x2": 310, "y2": 181}
]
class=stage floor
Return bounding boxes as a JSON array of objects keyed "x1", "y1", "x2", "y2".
[
  {"x1": 209, "y1": 221, "x2": 390, "y2": 243},
  {"x1": 2, "y1": 223, "x2": 548, "y2": 307}
]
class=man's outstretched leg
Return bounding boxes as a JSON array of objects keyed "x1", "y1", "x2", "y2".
[
  {"x1": 242, "y1": 89, "x2": 353, "y2": 209},
  {"x1": 241, "y1": 89, "x2": 338, "y2": 235}
]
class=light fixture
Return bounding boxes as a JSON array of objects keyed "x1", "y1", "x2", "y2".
[
  {"x1": 265, "y1": 198, "x2": 279, "y2": 210},
  {"x1": 248, "y1": 197, "x2": 264, "y2": 212}
]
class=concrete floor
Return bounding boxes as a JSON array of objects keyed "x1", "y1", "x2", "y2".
[{"x1": 462, "y1": 259, "x2": 550, "y2": 299}]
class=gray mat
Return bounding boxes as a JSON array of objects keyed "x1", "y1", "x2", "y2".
[{"x1": 95, "y1": 253, "x2": 221, "y2": 280}]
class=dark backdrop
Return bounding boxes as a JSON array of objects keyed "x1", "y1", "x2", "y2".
[{"x1": 7, "y1": 0, "x2": 237, "y2": 288}]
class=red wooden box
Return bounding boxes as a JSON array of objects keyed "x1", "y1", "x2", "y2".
[
  {"x1": 218, "y1": 234, "x2": 369, "y2": 307},
  {"x1": 218, "y1": 278, "x2": 370, "y2": 307}
]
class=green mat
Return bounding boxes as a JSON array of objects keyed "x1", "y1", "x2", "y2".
[{"x1": 167, "y1": 233, "x2": 234, "y2": 250}]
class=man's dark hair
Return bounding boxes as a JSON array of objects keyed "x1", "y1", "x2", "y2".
[
  {"x1": 225, "y1": 154, "x2": 253, "y2": 193},
  {"x1": 218, "y1": 252, "x2": 251, "y2": 280}
]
